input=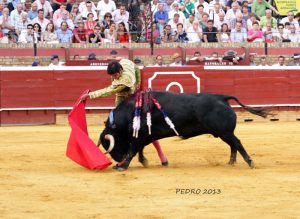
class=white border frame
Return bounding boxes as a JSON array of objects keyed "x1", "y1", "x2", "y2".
[{"x1": 148, "y1": 71, "x2": 201, "y2": 93}]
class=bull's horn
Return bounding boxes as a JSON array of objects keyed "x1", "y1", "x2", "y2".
[{"x1": 104, "y1": 134, "x2": 115, "y2": 154}]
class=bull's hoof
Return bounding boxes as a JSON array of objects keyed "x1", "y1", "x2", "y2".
[
  {"x1": 112, "y1": 163, "x2": 128, "y2": 171},
  {"x1": 138, "y1": 157, "x2": 149, "y2": 168},
  {"x1": 113, "y1": 164, "x2": 128, "y2": 171},
  {"x1": 228, "y1": 160, "x2": 236, "y2": 166},
  {"x1": 249, "y1": 160, "x2": 255, "y2": 169},
  {"x1": 162, "y1": 160, "x2": 169, "y2": 166}
]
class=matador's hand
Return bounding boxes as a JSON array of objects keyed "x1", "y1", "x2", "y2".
[{"x1": 81, "y1": 93, "x2": 90, "y2": 102}]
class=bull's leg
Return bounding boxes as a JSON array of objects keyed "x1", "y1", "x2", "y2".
[
  {"x1": 220, "y1": 133, "x2": 254, "y2": 168},
  {"x1": 152, "y1": 140, "x2": 168, "y2": 166},
  {"x1": 138, "y1": 148, "x2": 149, "y2": 167}
]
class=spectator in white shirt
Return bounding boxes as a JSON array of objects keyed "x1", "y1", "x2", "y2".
[
  {"x1": 49, "y1": 54, "x2": 64, "y2": 67},
  {"x1": 247, "y1": 12, "x2": 260, "y2": 30},
  {"x1": 31, "y1": 9, "x2": 50, "y2": 31},
  {"x1": 15, "y1": 11, "x2": 30, "y2": 36},
  {"x1": 10, "y1": 3, "x2": 23, "y2": 27},
  {"x1": 0, "y1": 7, "x2": 15, "y2": 35},
  {"x1": 287, "y1": 24, "x2": 300, "y2": 42},
  {"x1": 18, "y1": 23, "x2": 34, "y2": 43},
  {"x1": 169, "y1": 53, "x2": 183, "y2": 66},
  {"x1": 262, "y1": 22, "x2": 277, "y2": 42},
  {"x1": 195, "y1": 4, "x2": 206, "y2": 21},
  {"x1": 55, "y1": 10, "x2": 74, "y2": 30},
  {"x1": 280, "y1": 11, "x2": 299, "y2": 31},
  {"x1": 258, "y1": 56, "x2": 269, "y2": 66},
  {"x1": 184, "y1": 13, "x2": 198, "y2": 30},
  {"x1": 168, "y1": 13, "x2": 183, "y2": 33},
  {"x1": 225, "y1": 2, "x2": 241, "y2": 25},
  {"x1": 273, "y1": 23, "x2": 289, "y2": 42},
  {"x1": 112, "y1": 4, "x2": 129, "y2": 28},
  {"x1": 187, "y1": 20, "x2": 203, "y2": 43},
  {"x1": 168, "y1": 2, "x2": 186, "y2": 22},
  {"x1": 96, "y1": 0, "x2": 116, "y2": 21},
  {"x1": 82, "y1": 1, "x2": 98, "y2": 21},
  {"x1": 52, "y1": 4, "x2": 67, "y2": 24},
  {"x1": 34, "y1": 0, "x2": 53, "y2": 18},
  {"x1": 78, "y1": 0, "x2": 96, "y2": 14},
  {"x1": 272, "y1": 56, "x2": 286, "y2": 66},
  {"x1": 194, "y1": 0, "x2": 209, "y2": 12},
  {"x1": 214, "y1": 11, "x2": 227, "y2": 30},
  {"x1": 230, "y1": 21, "x2": 247, "y2": 42}
]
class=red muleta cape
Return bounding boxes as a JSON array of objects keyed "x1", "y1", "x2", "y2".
[{"x1": 66, "y1": 90, "x2": 112, "y2": 170}]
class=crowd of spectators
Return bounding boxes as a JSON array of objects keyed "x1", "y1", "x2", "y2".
[{"x1": 0, "y1": 0, "x2": 300, "y2": 44}]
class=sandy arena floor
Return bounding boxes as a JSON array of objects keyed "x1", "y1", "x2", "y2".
[{"x1": 0, "y1": 122, "x2": 299, "y2": 219}]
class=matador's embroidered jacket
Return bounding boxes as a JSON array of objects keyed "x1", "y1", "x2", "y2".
[{"x1": 88, "y1": 59, "x2": 141, "y2": 106}]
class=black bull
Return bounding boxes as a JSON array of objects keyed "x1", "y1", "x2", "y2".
[{"x1": 99, "y1": 91, "x2": 269, "y2": 170}]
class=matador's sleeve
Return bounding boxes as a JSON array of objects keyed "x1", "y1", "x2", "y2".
[{"x1": 88, "y1": 85, "x2": 127, "y2": 99}]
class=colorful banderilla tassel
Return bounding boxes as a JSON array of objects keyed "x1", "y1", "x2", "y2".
[
  {"x1": 133, "y1": 92, "x2": 143, "y2": 138},
  {"x1": 151, "y1": 96, "x2": 179, "y2": 136}
]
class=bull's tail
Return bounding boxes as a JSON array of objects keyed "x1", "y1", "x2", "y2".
[{"x1": 225, "y1": 96, "x2": 271, "y2": 118}]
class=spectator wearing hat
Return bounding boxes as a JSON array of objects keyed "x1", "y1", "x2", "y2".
[
  {"x1": 110, "y1": 49, "x2": 118, "y2": 59},
  {"x1": 169, "y1": 53, "x2": 183, "y2": 66},
  {"x1": 223, "y1": 50, "x2": 244, "y2": 64},
  {"x1": 287, "y1": 53, "x2": 300, "y2": 66},
  {"x1": 133, "y1": 57, "x2": 143, "y2": 66},
  {"x1": 87, "y1": 53, "x2": 97, "y2": 60},
  {"x1": 168, "y1": 2, "x2": 186, "y2": 22},
  {"x1": 32, "y1": 60, "x2": 40, "y2": 66},
  {"x1": 49, "y1": 55, "x2": 64, "y2": 67}
]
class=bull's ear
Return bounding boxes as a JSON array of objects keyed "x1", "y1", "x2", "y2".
[{"x1": 104, "y1": 121, "x2": 107, "y2": 125}]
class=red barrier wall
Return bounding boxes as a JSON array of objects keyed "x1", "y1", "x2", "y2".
[{"x1": 1, "y1": 66, "x2": 300, "y2": 125}]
